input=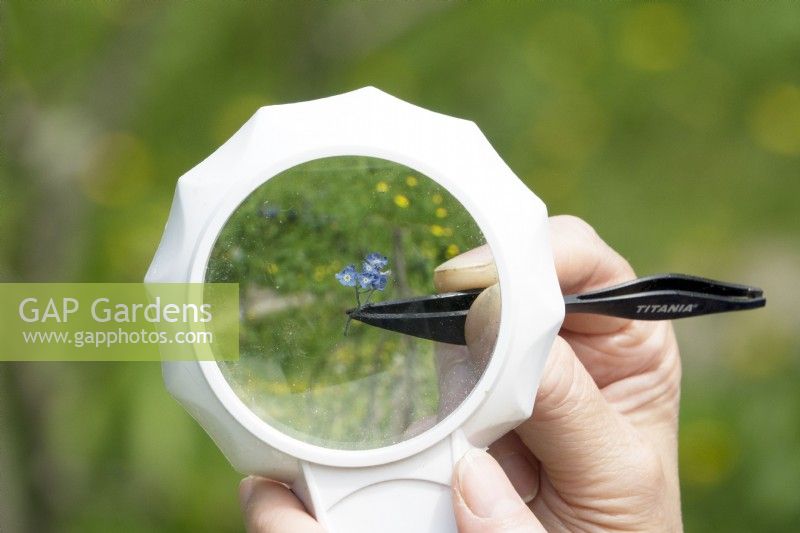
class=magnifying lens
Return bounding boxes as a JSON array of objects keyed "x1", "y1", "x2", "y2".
[
  {"x1": 146, "y1": 88, "x2": 563, "y2": 532},
  {"x1": 206, "y1": 154, "x2": 497, "y2": 450},
  {"x1": 145, "y1": 88, "x2": 764, "y2": 532}
]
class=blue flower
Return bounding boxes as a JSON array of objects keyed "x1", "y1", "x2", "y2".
[
  {"x1": 337, "y1": 254, "x2": 391, "y2": 336},
  {"x1": 361, "y1": 253, "x2": 390, "y2": 291},
  {"x1": 364, "y1": 252, "x2": 388, "y2": 270},
  {"x1": 260, "y1": 205, "x2": 281, "y2": 219},
  {"x1": 335, "y1": 264, "x2": 358, "y2": 287},
  {"x1": 357, "y1": 271, "x2": 375, "y2": 289},
  {"x1": 357, "y1": 270, "x2": 389, "y2": 291},
  {"x1": 371, "y1": 273, "x2": 389, "y2": 290},
  {"x1": 361, "y1": 261, "x2": 379, "y2": 276}
]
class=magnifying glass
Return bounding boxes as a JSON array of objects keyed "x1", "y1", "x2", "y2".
[
  {"x1": 145, "y1": 88, "x2": 764, "y2": 532},
  {"x1": 145, "y1": 88, "x2": 560, "y2": 532}
]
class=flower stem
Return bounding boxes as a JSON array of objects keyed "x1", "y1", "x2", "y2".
[{"x1": 363, "y1": 289, "x2": 375, "y2": 306}]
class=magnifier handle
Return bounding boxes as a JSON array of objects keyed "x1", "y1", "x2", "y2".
[
  {"x1": 294, "y1": 435, "x2": 472, "y2": 532},
  {"x1": 563, "y1": 274, "x2": 766, "y2": 320}
]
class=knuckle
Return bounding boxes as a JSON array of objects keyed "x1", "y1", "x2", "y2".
[
  {"x1": 555, "y1": 214, "x2": 593, "y2": 232},
  {"x1": 638, "y1": 449, "x2": 665, "y2": 485},
  {"x1": 553, "y1": 214, "x2": 636, "y2": 282},
  {"x1": 625, "y1": 445, "x2": 667, "y2": 496},
  {"x1": 554, "y1": 214, "x2": 601, "y2": 242}
]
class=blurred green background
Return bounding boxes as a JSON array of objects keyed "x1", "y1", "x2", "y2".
[{"x1": 1, "y1": 1, "x2": 798, "y2": 532}]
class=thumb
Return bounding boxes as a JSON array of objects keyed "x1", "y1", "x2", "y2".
[
  {"x1": 453, "y1": 449, "x2": 545, "y2": 533},
  {"x1": 463, "y1": 283, "x2": 501, "y2": 370},
  {"x1": 434, "y1": 244, "x2": 496, "y2": 292}
]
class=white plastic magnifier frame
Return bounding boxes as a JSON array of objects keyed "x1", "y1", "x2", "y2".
[{"x1": 146, "y1": 87, "x2": 564, "y2": 532}]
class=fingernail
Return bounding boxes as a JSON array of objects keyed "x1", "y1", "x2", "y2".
[
  {"x1": 435, "y1": 246, "x2": 493, "y2": 273},
  {"x1": 455, "y1": 449, "x2": 523, "y2": 519},
  {"x1": 434, "y1": 246, "x2": 497, "y2": 292},
  {"x1": 239, "y1": 476, "x2": 256, "y2": 505}
]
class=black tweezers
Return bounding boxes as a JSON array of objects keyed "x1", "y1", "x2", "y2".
[{"x1": 346, "y1": 273, "x2": 766, "y2": 345}]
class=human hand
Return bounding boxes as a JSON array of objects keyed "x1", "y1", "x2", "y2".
[
  {"x1": 239, "y1": 215, "x2": 682, "y2": 532},
  {"x1": 433, "y1": 215, "x2": 682, "y2": 532}
]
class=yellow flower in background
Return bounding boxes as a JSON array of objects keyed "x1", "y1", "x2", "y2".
[
  {"x1": 332, "y1": 345, "x2": 355, "y2": 365},
  {"x1": 435, "y1": 207, "x2": 448, "y2": 218},
  {"x1": 619, "y1": 3, "x2": 690, "y2": 72},
  {"x1": 266, "y1": 263, "x2": 279, "y2": 274},
  {"x1": 446, "y1": 244, "x2": 460, "y2": 258},
  {"x1": 750, "y1": 83, "x2": 800, "y2": 155},
  {"x1": 376, "y1": 181, "x2": 389, "y2": 193},
  {"x1": 679, "y1": 419, "x2": 739, "y2": 487},
  {"x1": 430, "y1": 225, "x2": 453, "y2": 237},
  {"x1": 313, "y1": 266, "x2": 326, "y2": 282},
  {"x1": 394, "y1": 194, "x2": 410, "y2": 208},
  {"x1": 405, "y1": 175, "x2": 418, "y2": 187},
  {"x1": 264, "y1": 382, "x2": 292, "y2": 395},
  {"x1": 432, "y1": 193, "x2": 443, "y2": 205}
]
